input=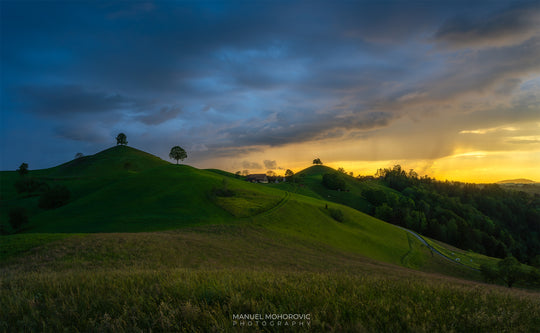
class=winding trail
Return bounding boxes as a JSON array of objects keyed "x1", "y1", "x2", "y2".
[
  {"x1": 254, "y1": 191, "x2": 291, "y2": 218},
  {"x1": 249, "y1": 187, "x2": 478, "y2": 272},
  {"x1": 396, "y1": 226, "x2": 479, "y2": 271}
]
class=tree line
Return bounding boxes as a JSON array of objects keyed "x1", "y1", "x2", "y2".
[
  {"x1": 480, "y1": 256, "x2": 540, "y2": 288},
  {"x1": 361, "y1": 165, "x2": 540, "y2": 266}
]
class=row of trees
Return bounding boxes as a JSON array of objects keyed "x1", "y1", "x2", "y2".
[
  {"x1": 362, "y1": 165, "x2": 540, "y2": 264},
  {"x1": 233, "y1": 169, "x2": 296, "y2": 182},
  {"x1": 480, "y1": 256, "x2": 540, "y2": 288}
]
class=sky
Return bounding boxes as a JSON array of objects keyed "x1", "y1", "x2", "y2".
[{"x1": 1, "y1": 0, "x2": 539, "y2": 183}]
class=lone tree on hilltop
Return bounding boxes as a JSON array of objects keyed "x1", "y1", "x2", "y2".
[
  {"x1": 313, "y1": 158, "x2": 323, "y2": 165},
  {"x1": 169, "y1": 146, "x2": 187, "y2": 164},
  {"x1": 116, "y1": 133, "x2": 128, "y2": 146},
  {"x1": 17, "y1": 163, "x2": 29, "y2": 176}
]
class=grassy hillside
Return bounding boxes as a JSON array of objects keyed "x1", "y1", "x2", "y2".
[
  {"x1": 2, "y1": 146, "x2": 538, "y2": 331},
  {"x1": 271, "y1": 165, "x2": 389, "y2": 213},
  {"x1": 275, "y1": 165, "x2": 540, "y2": 267},
  {"x1": 29, "y1": 164, "x2": 242, "y2": 232},
  {"x1": 45, "y1": 145, "x2": 169, "y2": 178},
  {"x1": 0, "y1": 146, "x2": 169, "y2": 224},
  {"x1": 1, "y1": 226, "x2": 539, "y2": 332},
  {"x1": 0, "y1": 146, "x2": 507, "y2": 271}
]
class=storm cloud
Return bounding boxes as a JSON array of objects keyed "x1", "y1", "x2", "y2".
[
  {"x1": 1, "y1": 0, "x2": 539, "y2": 178},
  {"x1": 16, "y1": 85, "x2": 132, "y2": 116},
  {"x1": 263, "y1": 160, "x2": 277, "y2": 169},
  {"x1": 434, "y1": 3, "x2": 540, "y2": 49}
]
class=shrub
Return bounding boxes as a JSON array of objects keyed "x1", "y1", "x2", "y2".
[
  {"x1": 480, "y1": 263, "x2": 498, "y2": 283},
  {"x1": 210, "y1": 179, "x2": 235, "y2": 198},
  {"x1": 14, "y1": 177, "x2": 49, "y2": 194},
  {"x1": 329, "y1": 208, "x2": 344, "y2": 222},
  {"x1": 322, "y1": 172, "x2": 346, "y2": 190},
  {"x1": 375, "y1": 203, "x2": 393, "y2": 221},
  {"x1": 212, "y1": 187, "x2": 235, "y2": 197},
  {"x1": 17, "y1": 162, "x2": 29, "y2": 176},
  {"x1": 524, "y1": 267, "x2": 540, "y2": 288},
  {"x1": 363, "y1": 188, "x2": 387, "y2": 206},
  {"x1": 8, "y1": 207, "x2": 29, "y2": 230},
  {"x1": 39, "y1": 185, "x2": 70, "y2": 209},
  {"x1": 498, "y1": 256, "x2": 521, "y2": 288}
]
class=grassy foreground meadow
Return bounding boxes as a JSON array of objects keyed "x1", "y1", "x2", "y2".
[
  {"x1": 2, "y1": 227, "x2": 540, "y2": 332},
  {"x1": 4, "y1": 269, "x2": 540, "y2": 332},
  {"x1": 1, "y1": 146, "x2": 539, "y2": 331}
]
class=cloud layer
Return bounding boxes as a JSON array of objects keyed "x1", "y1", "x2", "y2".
[{"x1": 1, "y1": 1, "x2": 539, "y2": 181}]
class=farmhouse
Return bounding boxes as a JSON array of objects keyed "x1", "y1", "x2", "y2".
[{"x1": 246, "y1": 174, "x2": 268, "y2": 183}]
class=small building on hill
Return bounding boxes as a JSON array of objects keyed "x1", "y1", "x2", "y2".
[{"x1": 246, "y1": 174, "x2": 268, "y2": 183}]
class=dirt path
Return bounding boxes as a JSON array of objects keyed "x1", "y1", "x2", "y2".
[
  {"x1": 396, "y1": 226, "x2": 479, "y2": 271},
  {"x1": 254, "y1": 191, "x2": 291, "y2": 217}
]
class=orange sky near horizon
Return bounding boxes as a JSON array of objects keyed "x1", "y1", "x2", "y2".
[{"x1": 195, "y1": 116, "x2": 540, "y2": 184}]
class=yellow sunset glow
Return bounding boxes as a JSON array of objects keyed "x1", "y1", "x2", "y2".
[
  {"x1": 201, "y1": 140, "x2": 540, "y2": 183},
  {"x1": 198, "y1": 118, "x2": 540, "y2": 184}
]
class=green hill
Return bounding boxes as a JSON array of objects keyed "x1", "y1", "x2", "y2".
[
  {"x1": 47, "y1": 145, "x2": 169, "y2": 178},
  {"x1": 273, "y1": 164, "x2": 540, "y2": 267},
  {"x1": 1, "y1": 146, "x2": 538, "y2": 331},
  {"x1": 0, "y1": 146, "x2": 477, "y2": 270},
  {"x1": 270, "y1": 164, "x2": 391, "y2": 214}
]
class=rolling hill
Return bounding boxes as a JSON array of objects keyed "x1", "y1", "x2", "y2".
[
  {"x1": 1, "y1": 146, "x2": 425, "y2": 266},
  {"x1": 268, "y1": 164, "x2": 389, "y2": 213},
  {"x1": 269, "y1": 165, "x2": 540, "y2": 266},
  {"x1": 2, "y1": 145, "x2": 499, "y2": 272},
  {"x1": 1, "y1": 146, "x2": 538, "y2": 331}
]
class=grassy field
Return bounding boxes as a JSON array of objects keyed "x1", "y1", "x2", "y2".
[
  {"x1": 1, "y1": 226, "x2": 539, "y2": 332},
  {"x1": 1, "y1": 146, "x2": 538, "y2": 331},
  {"x1": 1, "y1": 146, "x2": 438, "y2": 269},
  {"x1": 3, "y1": 269, "x2": 540, "y2": 332}
]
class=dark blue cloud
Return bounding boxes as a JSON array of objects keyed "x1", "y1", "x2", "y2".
[
  {"x1": 1, "y1": 0, "x2": 539, "y2": 170},
  {"x1": 16, "y1": 85, "x2": 132, "y2": 116},
  {"x1": 434, "y1": 2, "x2": 540, "y2": 48},
  {"x1": 135, "y1": 105, "x2": 183, "y2": 125}
]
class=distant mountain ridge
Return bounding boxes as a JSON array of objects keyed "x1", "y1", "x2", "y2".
[{"x1": 497, "y1": 179, "x2": 536, "y2": 184}]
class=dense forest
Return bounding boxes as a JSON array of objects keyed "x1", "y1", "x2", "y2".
[{"x1": 358, "y1": 165, "x2": 540, "y2": 265}]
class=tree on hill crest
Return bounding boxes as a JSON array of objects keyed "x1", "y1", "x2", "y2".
[
  {"x1": 17, "y1": 163, "x2": 29, "y2": 176},
  {"x1": 116, "y1": 133, "x2": 128, "y2": 146},
  {"x1": 169, "y1": 146, "x2": 187, "y2": 164}
]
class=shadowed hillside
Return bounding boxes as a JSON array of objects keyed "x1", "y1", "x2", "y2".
[
  {"x1": 1, "y1": 145, "x2": 499, "y2": 273},
  {"x1": 47, "y1": 145, "x2": 169, "y2": 178},
  {"x1": 1, "y1": 146, "x2": 539, "y2": 331},
  {"x1": 273, "y1": 164, "x2": 540, "y2": 266}
]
